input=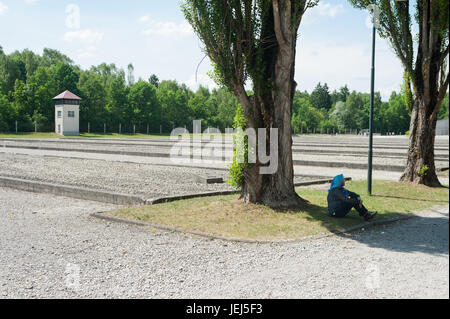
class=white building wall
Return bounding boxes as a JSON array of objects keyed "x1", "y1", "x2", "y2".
[
  {"x1": 55, "y1": 105, "x2": 64, "y2": 135},
  {"x1": 62, "y1": 104, "x2": 79, "y2": 135},
  {"x1": 55, "y1": 104, "x2": 79, "y2": 136}
]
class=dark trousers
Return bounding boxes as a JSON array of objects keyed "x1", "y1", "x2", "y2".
[{"x1": 331, "y1": 201, "x2": 368, "y2": 218}]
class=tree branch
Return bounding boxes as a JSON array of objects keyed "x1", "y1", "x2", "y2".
[
  {"x1": 396, "y1": 0, "x2": 413, "y2": 66},
  {"x1": 383, "y1": 0, "x2": 411, "y2": 72},
  {"x1": 273, "y1": 0, "x2": 287, "y2": 49},
  {"x1": 438, "y1": 43, "x2": 449, "y2": 69},
  {"x1": 295, "y1": 0, "x2": 309, "y2": 30}
]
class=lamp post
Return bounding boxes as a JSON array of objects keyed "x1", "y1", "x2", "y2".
[{"x1": 367, "y1": 2, "x2": 378, "y2": 195}]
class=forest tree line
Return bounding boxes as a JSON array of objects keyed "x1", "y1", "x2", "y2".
[{"x1": 1, "y1": 47, "x2": 448, "y2": 134}]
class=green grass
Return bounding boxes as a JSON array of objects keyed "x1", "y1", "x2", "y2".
[
  {"x1": 77, "y1": 133, "x2": 171, "y2": 138},
  {"x1": 108, "y1": 180, "x2": 449, "y2": 241},
  {"x1": 0, "y1": 132, "x2": 172, "y2": 139},
  {"x1": 78, "y1": 133, "x2": 232, "y2": 139},
  {"x1": 0, "y1": 132, "x2": 62, "y2": 138}
]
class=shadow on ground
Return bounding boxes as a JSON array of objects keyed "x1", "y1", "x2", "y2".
[
  {"x1": 343, "y1": 213, "x2": 449, "y2": 256},
  {"x1": 298, "y1": 202, "x2": 449, "y2": 256},
  {"x1": 370, "y1": 194, "x2": 449, "y2": 203}
]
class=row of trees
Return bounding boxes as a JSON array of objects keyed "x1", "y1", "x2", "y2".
[
  {"x1": 0, "y1": 47, "x2": 239, "y2": 133},
  {"x1": 2, "y1": 47, "x2": 446, "y2": 135},
  {"x1": 292, "y1": 83, "x2": 448, "y2": 135}
]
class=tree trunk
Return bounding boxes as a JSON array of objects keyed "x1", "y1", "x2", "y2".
[
  {"x1": 398, "y1": 0, "x2": 448, "y2": 188},
  {"x1": 237, "y1": 0, "x2": 307, "y2": 208},
  {"x1": 240, "y1": 94, "x2": 307, "y2": 208},
  {"x1": 400, "y1": 97, "x2": 441, "y2": 186}
]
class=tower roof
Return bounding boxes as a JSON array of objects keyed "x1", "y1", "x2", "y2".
[{"x1": 52, "y1": 90, "x2": 82, "y2": 100}]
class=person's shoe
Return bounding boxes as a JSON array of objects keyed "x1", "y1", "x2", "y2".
[{"x1": 364, "y1": 211, "x2": 378, "y2": 221}]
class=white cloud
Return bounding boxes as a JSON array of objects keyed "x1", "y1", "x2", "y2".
[
  {"x1": 77, "y1": 46, "x2": 97, "y2": 59},
  {"x1": 140, "y1": 17, "x2": 193, "y2": 38},
  {"x1": 295, "y1": 40, "x2": 403, "y2": 100},
  {"x1": 24, "y1": 0, "x2": 38, "y2": 4},
  {"x1": 0, "y1": 2, "x2": 8, "y2": 15},
  {"x1": 64, "y1": 29, "x2": 104, "y2": 44},
  {"x1": 185, "y1": 73, "x2": 218, "y2": 92},
  {"x1": 303, "y1": 2, "x2": 345, "y2": 25},
  {"x1": 317, "y1": 2, "x2": 345, "y2": 17},
  {"x1": 138, "y1": 15, "x2": 150, "y2": 23}
]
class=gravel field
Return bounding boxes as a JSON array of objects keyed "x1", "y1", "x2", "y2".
[
  {"x1": 1, "y1": 140, "x2": 234, "y2": 155},
  {"x1": 292, "y1": 153, "x2": 449, "y2": 167},
  {"x1": 1, "y1": 150, "x2": 448, "y2": 190},
  {"x1": 0, "y1": 135, "x2": 447, "y2": 199},
  {"x1": 0, "y1": 153, "x2": 235, "y2": 197},
  {"x1": 2, "y1": 141, "x2": 449, "y2": 159},
  {"x1": 3, "y1": 134, "x2": 447, "y2": 144},
  {"x1": 0, "y1": 153, "x2": 322, "y2": 197},
  {"x1": 0, "y1": 187, "x2": 447, "y2": 298},
  {"x1": 2, "y1": 143, "x2": 448, "y2": 169}
]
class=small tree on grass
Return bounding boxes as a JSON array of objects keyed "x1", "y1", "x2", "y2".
[
  {"x1": 182, "y1": 0, "x2": 317, "y2": 207},
  {"x1": 228, "y1": 105, "x2": 248, "y2": 189},
  {"x1": 349, "y1": 0, "x2": 449, "y2": 186}
]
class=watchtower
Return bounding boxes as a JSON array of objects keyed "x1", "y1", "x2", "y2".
[{"x1": 53, "y1": 90, "x2": 81, "y2": 136}]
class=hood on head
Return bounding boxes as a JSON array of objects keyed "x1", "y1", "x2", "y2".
[{"x1": 329, "y1": 174, "x2": 345, "y2": 191}]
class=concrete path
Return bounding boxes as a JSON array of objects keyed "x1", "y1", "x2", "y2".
[{"x1": 0, "y1": 187, "x2": 447, "y2": 298}]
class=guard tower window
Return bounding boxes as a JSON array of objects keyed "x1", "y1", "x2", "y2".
[
  {"x1": 68, "y1": 111, "x2": 75, "y2": 118},
  {"x1": 57, "y1": 111, "x2": 62, "y2": 118}
]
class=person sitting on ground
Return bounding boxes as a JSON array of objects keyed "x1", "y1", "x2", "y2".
[{"x1": 327, "y1": 174, "x2": 377, "y2": 221}]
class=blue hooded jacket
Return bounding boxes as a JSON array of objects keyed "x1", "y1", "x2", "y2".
[
  {"x1": 328, "y1": 174, "x2": 349, "y2": 196},
  {"x1": 327, "y1": 174, "x2": 365, "y2": 217}
]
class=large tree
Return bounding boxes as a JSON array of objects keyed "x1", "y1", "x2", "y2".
[
  {"x1": 349, "y1": 0, "x2": 449, "y2": 186},
  {"x1": 127, "y1": 80, "x2": 160, "y2": 129},
  {"x1": 310, "y1": 82, "x2": 332, "y2": 110},
  {"x1": 183, "y1": 0, "x2": 316, "y2": 207}
]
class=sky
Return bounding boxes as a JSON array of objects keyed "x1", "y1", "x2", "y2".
[{"x1": 0, "y1": 0, "x2": 406, "y2": 100}]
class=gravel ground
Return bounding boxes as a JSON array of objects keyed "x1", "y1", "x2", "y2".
[
  {"x1": 0, "y1": 187, "x2": 448, "y2": 299},
  {"x1": 0, "y1": 153, "x2": 235, "y2": 197},
  {"x1": 1, "y1": 149, "x2": 448, "y2": 189},
  {"x1": 2, "y1": 144, "x2": 448, "y2": 172},
  {"x1": 3, "y1": 139, "x2": 448, "y2": 156},
  {"x1": 2, "y1": 139, "x2": 448, "y2": 168},
  {"x1": 0, "y1": 153, "x2": 321, "y2": 198},
  {"x1": 291, "y1": 153, "x2": 449, "y2": 168},
  {"x1": 0, "y1": 135, "x2": 447, "y2": 197},
  {"x1": 0, "y1": 138, "x2": 449, "y2": 152},
  {"x1": 1, "y1": 140, "x2": 235, "y2": 156},
  {"x1": 1, "y1": 134, "x2": 447, "y2": 147},
  {"x1": 293, "y1": 165, "x2": 450, "y2": 186}
]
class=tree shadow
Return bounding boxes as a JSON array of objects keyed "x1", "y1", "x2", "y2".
[
  {"x1": 338, "y1": 214, "x2": 449, "y2": 256},
  {"x1": 370, "y1": 194, "x2": 449, "y2": 203},
  {"x1": 288, "y1": 202, "x2": 449, "y2": 256}
]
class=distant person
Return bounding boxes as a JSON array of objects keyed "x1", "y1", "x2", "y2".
[{"x1": 327, "y1": 174, "x2": 377, "y2": 221}]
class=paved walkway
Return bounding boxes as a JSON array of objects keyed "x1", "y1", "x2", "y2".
[{"x1": 0, "y1": 187, "x2": 448, "y2": 298}]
